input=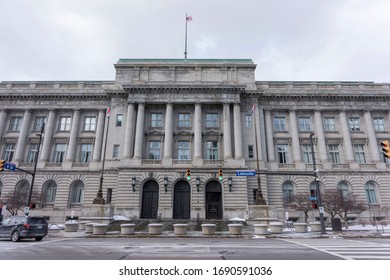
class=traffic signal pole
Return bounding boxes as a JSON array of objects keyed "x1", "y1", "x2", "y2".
[{"x1": 309, "y1": 133, "x2": 326, "y2": 234}]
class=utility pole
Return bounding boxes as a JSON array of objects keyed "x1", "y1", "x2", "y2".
[
  {"x1": 253, "y1": 102, "x2": 266, "y2": 205},
  {"x1": 309, "y1": 132, "x2": 326, "y2": 234}
]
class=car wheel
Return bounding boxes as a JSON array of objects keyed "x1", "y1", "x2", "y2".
[
  {"x1": 11, "y1": 231, "x2": 20, "y2": 242},
  {"x1": 35, "y1": 237, "x2": 43, "y2": 241}
]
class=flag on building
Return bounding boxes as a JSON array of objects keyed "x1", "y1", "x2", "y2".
[
  {"x1": 251, "y1": 103, "x2": 256, "y2": 113},
  {"x1": 186, "y1": 15, "x2": 193, "y2": 22},
  {"x1": 106, "y1": 107, "x2": 111, "y2": 117}
]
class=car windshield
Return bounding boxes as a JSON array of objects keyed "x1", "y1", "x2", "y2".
[{"x1": 1, "y1": 218, "x2": 11, "y2": 225}]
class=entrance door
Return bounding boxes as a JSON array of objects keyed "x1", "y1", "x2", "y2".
[
  {"x1": 141, "y1": 181, "x2": 159, "y2": 219},
  {"x1": 173, "y1": 180, "x2": 191, "y2": 219},
  {"x1": 205, "y1": 180, "x2": 222, "y2": 219}
]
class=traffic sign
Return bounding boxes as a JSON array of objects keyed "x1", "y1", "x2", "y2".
[
  {"x1": 236, "y1": 170, "x2": 256, "y2": 176},
  {"x1": 4, "y1": 162, "x2": 16, "y2": 171}
]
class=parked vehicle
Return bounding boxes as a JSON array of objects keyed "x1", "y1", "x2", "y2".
[{"x1": 0, "y1": 216, "x2": 48, "y2": 242}]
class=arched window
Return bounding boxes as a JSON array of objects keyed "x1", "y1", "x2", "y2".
[
  {"x1": 365, "y1": 181, "x2": 378, "y2": 205},
  {"x1": 43, "y1": 181, "x2": 57, "y2": 206},
  {"x1": 70, "y1": 181, "x2": 84, "y2": 204},
  {"x1": 337, "y1": 181, "x2": 349, "y2": 199},
  {"x1": 282, "y1": 182, "x2": 294, "y2": 203}
]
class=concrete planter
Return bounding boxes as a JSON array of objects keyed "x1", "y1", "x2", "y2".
[
  {"x1": 85, "y1": 223, "x2": 94, "y2": 233},
  {"x1": 294, "y1": 222, "x2": 308, "y2": 233},
  {"x1": 64, "y1": 221, "x2": 78, "y2": 232},
  {"x1": 173, "y1": 224, "x2": 188, "y2": 235},
  {"x1": 120, "y1": 223, "x2": 136, "y2": 235},
  {"x1": 227, "y1": 224, "x2": 243, "y2": 235},
  {"x1": 93, "y1": 224, "x2": 108, "y2": 235},
  {"x1": 148, "y1": 223, "x2": 163, "y2": 235},
  {"x1": 309, "y1": 222, "x2": 321, "y2": 232},
  {"x1": 253, "y1": 224, "x2": 269, "y2": 235},
  {"x1": 78, "y1": 221, "x2": 89, "y2": 230},
  {"x1": 269, "y1": 222, "x2": 283, "y2": 234},
  {"x1": 201, "y1": 224, "x2": 216, "y2": 235}
]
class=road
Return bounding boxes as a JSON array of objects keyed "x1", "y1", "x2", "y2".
[{"x1": 1, "y1": 237, "x2": 390, "y2": 260}]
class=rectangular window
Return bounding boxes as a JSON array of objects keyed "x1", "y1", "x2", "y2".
[
  {"x1": 323, "y1": 117, "x2": 337, "y2": 132},
  {"x1": 274, "y1": 117, "x2": 286, "y2": 132},
  {"x1": 277, "y1": 144, "x2": 289, "y2": 164},
  {"x1": 248, "y1": 145, "x2": 254, "y2": 159},
  {"x1": 246, "y1": 114, "x2": 253, "y2": 128},
  {"x1": 149, "y1": 141, "x2": 161, "y2": 159},
  {"x1": 178, "y1": 141, "x2": 190, "y2": 159},
  {"x1": 113, "y1": 144, "x2": 120, "y2": 158},
  {"x1": 116, "y1": 114, "x2": 123, "y2": 127},
  {"x1": 33, "y1": 116, "x2": 47, "y2": 131},
  {"x1": 84, "y1": 117, "x2": 96, "y2": 131},
  {"x1": 328, "y1": 144, "x2": 341, "y2": 164},
  {"x1": 178, "y1": 113, "x2": 191, "y2": 128},
  {"x1": 354, "y1": 144, "x2": 366, "y2": 164},
  {"x1": 206, "y1": 113, "x2": 219, "y2": 128},
  {"x1": 106, "y1": 189, "x2": 113, "y2": 204},
  {"x1": 348, "y1": 117, "x2": 361, "y2": 132},
  {"x1": 53, "y1": 143, "x2": 67, "y2": 163},
  {"x1": 2, "y1": 143, "x2": 15, "y2": 162},
  {"x1": 373, "y1": 117, "x2": 385, "y2": 132},
  {"x1": 151, "y1": 113, "x2": 163, "y2": 128},
  {"x1": 9, "y1": 116, "x2": 22, "y2": 131},
  {"x1": 302, "y1": 144, "x2": 313, "y2": 164},
  {"x1": 27, "y1": 143, "x2": 39, "y2": 163},
  {"x1": 298, "y1": 117, "x2": 311, "y2": 132},
  {"x1": 79, "y1": 143, "x2": 92, "y2": 163},
  {"x1": 59, "y1": 116, "x2": 72, "y2": 131},
  {"x1": 206, "y1": 141, "x2": 218, "y2": 160}
]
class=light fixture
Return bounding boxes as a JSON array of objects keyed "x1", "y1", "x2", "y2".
[
  {"x1": 228, "y1": 177, "x2": 233, "y2": 192},
  {"x1": 196, "y1": 177, "x2": 200, "y2": 192},
  {"x1": 132, "y1": 176, "x2": 136, "y2": 192},
  {"x1": 164, "y1": 177, "x2": 168, "y2": 192}
]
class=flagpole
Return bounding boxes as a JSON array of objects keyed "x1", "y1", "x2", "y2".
[{"x1": 184, "y1": 13, "x2": 188, "y2": 59}]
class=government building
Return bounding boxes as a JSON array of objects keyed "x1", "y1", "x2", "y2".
[{"x1": 0, "y1": 58, "x2": 389, "y2": 223}]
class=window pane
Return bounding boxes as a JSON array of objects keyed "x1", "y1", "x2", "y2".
[
  {"x1": 206, "y1": 113, "x2": 219, "y2": 128},
  {"x1": 274, "y1": 117, "x2": 286, "y2": 131},
  {"x1": 298, "y1": 117, "x2": 311, "y2": 131},
  {"x1": 178, "y1": 113, "x2": 190, "y2": 127}
]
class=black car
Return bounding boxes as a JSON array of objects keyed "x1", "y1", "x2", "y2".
[{"x1": 0, "y1": 216, "x2": 48, "y2": 242}]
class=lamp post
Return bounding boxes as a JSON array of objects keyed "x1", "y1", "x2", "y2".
[
  {"x1": 26, "y1": 123, "x2": 45, "y2": 216},
  {"x1": 253, "y1": 102, "x2": 266, "y2": 205},
  {"x1": 309, "y1": 132, "x2": 326, "y2": 234}
]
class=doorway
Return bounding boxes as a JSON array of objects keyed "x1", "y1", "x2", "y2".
[
  {"x1": 141, "y1": 180, "x2": 159, "y2": 219},
  {"x1": 205, "y1": 180, "x2": 222, "y2": 219},
  {"x1": 173, "y1": 180, "x2": 191, "y2": 219}
]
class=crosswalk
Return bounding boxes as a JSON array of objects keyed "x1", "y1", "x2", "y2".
[{"x1": 286, "y1": 238, "x2": 390, "y2": 260}]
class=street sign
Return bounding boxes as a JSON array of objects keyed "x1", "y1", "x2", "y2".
[
  {"x1": 4, "y1": 162, "x2": 16, "y2": 171},
  {"x1": 309, "y1": 197, "x2": 317, "y2": 201},
  {"x1": 319, "y1": 206, "x2": 324, "y2": 213},
  {"x1": 236, "y1": 170, "x2": 256, "y2": 176}
]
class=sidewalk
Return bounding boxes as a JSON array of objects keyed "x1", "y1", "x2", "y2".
[{"x1": 48, "y1": 224, "x2": 390, "y2": 239}]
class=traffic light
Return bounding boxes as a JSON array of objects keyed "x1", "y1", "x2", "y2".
[
  {"x1": 218, "y1": 169, "x2": 223, "y2": 181},
  {"x1": 0, "y1": 159, "x2": 4, "y2": 172},
  {"x1": 311, "y1": 202, "x2": 318, "y2": 209},
  {"x1": 186, "y1": 169, "x2": 191, "y2": 180},
  {"x1": 310, "y1": 189, "x2": 316, "y2": 198},
  {"x1": 381, "y1": 140, "x2": 390, "y2": 159},
  {"x1": 29, "y1": 203, "x2": 36, "y2": 209}
]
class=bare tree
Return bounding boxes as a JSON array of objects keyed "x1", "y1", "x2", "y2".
[
  {"x1": 0, "y1": 190, "x2": 42, "y2": 215},
  {"x1": 321, "y1": 188, "x2": 367, "y2": 228},
  {"x1": 285, "y1": 193, "x2": 313, "y2": 223}
]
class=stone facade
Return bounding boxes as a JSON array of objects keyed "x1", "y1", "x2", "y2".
[{"x1": 0, "y1": 59, "x2": 389, "y2": 223}]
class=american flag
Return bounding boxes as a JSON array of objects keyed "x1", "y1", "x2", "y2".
[
  {"x1": 251, "y1": 103, "x2": 256, "y2": 113},
  {"x1": 186, "y1": 15, "x2": 193, "y2": 22},
  {"x1": 106, "y1": 107, "x2": 111, "y2": 117}
]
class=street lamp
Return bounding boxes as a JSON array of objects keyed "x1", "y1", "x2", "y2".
[
  {"x1": 309, "y1": 132, "x2": 326, "y2": 234},
  {"x1": 26, "y1": 123, "x2": 45, "y2": 216},
  {"x1": 252, "y1": 102, "x2": 266, "y2": 205}
]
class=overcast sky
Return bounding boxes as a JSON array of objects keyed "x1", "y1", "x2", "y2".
[{"x1": 1, "y1": 0, "x2": 389, "y2": 83}]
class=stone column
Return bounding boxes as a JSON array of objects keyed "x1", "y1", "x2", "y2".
[
  {"x1": 14, "y1": 110, "x2": 31, "y2": 162},
  {"x1": 123, "y1": 103, "x2": 135, "y2": 159},
  {"x1": 289, "y1": 110, "x2": 302, "y2": 163},
  {"x1": 0, "y1": 110, "x2": 7, "y2": 139},
  {"x1": 314, "y1": 110, "x2": 328, "y2": 163},
  {"x1": 133, "y1": 103, "x2": 145, "y2": 159},
  {"x1": 66, "y1": 109, "x2": 80, "y2": 162},
  {"x1": 339, "y1": 110, "x2": 354, "y2": 162},
  {"x1": 193, "y1": 103, "x2": 202, "y2": 160},
  {"x1": 233, "y1": 103, "x2": 243, "y2": 159},
  {"x1": 163, "y1": 103, "x2": 173, "y2": 159},
  {"x1": 92, "y1": 110, "x2": 106, "y2": 162},
  {"x1": 223, "y1": 103, "x2": 232, "y2": 159},
  {"x1": 40, "y1": 110, "x2": 55, "y2": 161},
  {"x1": 265, "y1": 110, "x2": 275, "y2": 162},
  {"x1": 364, "y1": 110, "x2": 380, "y2": 162}
]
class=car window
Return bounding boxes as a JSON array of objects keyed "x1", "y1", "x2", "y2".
[
  {"x1": 1, "y1": 218, "x2": 11, "y2": 225},
  {"x1": 28, "y1": 218, "x2": 46, "y2": 224}
]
